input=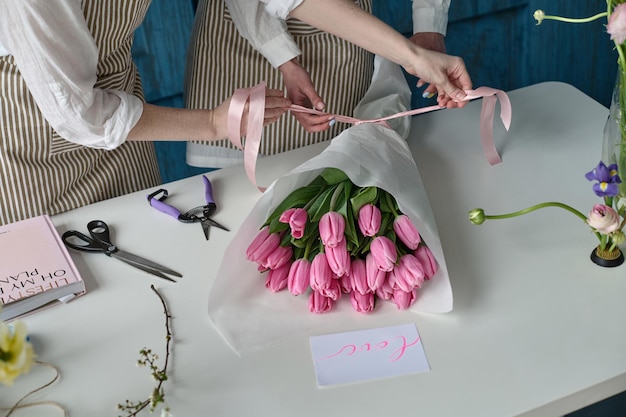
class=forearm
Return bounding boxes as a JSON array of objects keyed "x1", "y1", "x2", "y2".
[
  {"x1": 288, "y1": 0, "x2": 419, "y2": 68},
  {"x1": 127, "y1": 104, "x2": 221, "y2": 142}
]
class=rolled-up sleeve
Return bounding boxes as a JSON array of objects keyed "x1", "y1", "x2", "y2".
[
  {"x1": 227, "y1": 0, "x2": 301, "y2": 68},
  {"x1": 0, "y1": 0, "x2": 142, "y2": 150},
  {"x1": 412, "y1": 0, "x2": 450, "y2": 35},
  {"x1": 260, "y1": 0, "x2": 304, "y2": 20}
]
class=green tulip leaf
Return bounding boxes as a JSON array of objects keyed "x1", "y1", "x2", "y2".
[
  {"x1": 350, "y1": 186, "x2": 378, "y2": 217},
  {"x1": 320, "y1": 168, "x2": 350, "y2": 185},
  {"x1": 308, "y1": 185, "x2": 337, "y2": 222}
]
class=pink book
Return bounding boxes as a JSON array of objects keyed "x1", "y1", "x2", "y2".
[{"x1": 0, "y1": 215, "x2": 86, "y2": 321}]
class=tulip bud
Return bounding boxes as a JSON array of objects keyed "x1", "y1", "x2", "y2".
[
  {"x1": 358, "y1": 204, "x2": 381, "y2": 237},
  {"x1": 350, "y1": 291, "x2": 375, "y2": 313},
  {"x1": 365, "y1": 252, "x2": 386, "y2": 291},
  {"x1": 265, "y1": 263, "x2": 290, "y2": 292},
  {"x1": 375, "y1": 278, "x2": 394, "y2": 301},
  {"x1": 263, "y1": 244, "x2": 293, "y2": 270},
  {"x1": 308, "y1": 290, "x2": 333, "y2": 313},
  {"x1": 393, "y1": 215, "x2": 421, "y2": 250},
  {"x1": 320, "y1": 279, "x2": 342, "y2": 301},
  {"x1": 468, "y1": 209, "x2": 485, "y2": 225},
  {"x1": 325, "y1": 239, "x2": 351, "y2": 277},
  {"x1": 319, "y1": 211, "x2": 345, "y2": 248},
  {"x1": 392, "y1": 288, "x2": 417, "y2": 309},
  {"x1": 310, "y1": 253, "x2": 333, "y2": 292},
  {"x1": 349, "y1": 258, "x2": 370, "y2": 295},
  {"x1": 414, "y1": 245, "x2": 438, "y2": 279},
  {"x1": 246, "y1": 227, "x2": 281, "y2": 266},
  {"x1": 287, "y1": 258, "x2": 311, "y2": 295},
  {"x1": 279, "y1": 208, "x2": 308, "y2": 239},
  {"x1": 369, "y1": 236, "x2": 397, "y2": 272}
]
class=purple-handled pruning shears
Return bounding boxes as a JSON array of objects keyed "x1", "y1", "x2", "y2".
[{"x1": 147, "y1": 175, "x2": 230, "y2": 240}]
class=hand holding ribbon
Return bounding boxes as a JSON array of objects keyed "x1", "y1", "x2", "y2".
[{"x1": 227, "y1": 84, "x2": 512, "y2": 191}]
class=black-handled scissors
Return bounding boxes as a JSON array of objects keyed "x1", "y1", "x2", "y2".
[
  {"x1": 62, "y1": 220, "x2": 183, "y2": 282},
  {"x1": 147, "y1": 175, "x2": 229, "y2": 240}
]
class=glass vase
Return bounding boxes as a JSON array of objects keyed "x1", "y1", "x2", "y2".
[{"x1": 602, "y1": 70, "x2": 626, "y2": 199}]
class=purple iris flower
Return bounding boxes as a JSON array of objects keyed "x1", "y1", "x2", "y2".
[{"x1": 585, "y1": 161, "x2": 622, "y2": 197}]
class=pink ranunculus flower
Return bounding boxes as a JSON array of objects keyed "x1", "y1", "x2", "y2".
[
  {"x1": 587, "y1": 204, "x2": 621, "y2": 234},
  {"x1": 393, "y1": 214, "x2": 421, "y2": 250},
  {"x1": 279, "y1": 208, "x2": 308, "y2": 239},
  {"x1": 357, "y1": 204, "x2": 381, "y2": 237},
  {"x1": 349, "y1": 258, "x2": 370, "y2": 295},
  {"x1": 320, "y1": 279, "x2": 342, "y2": 301},
  {"x1": 392, "y1": 288, "x2": 418, "y2": 310},
  {"x1": 365, "y1": 252, "x2": 386, "y2": 292},
  {"x1": 608, "y1": 4, "x2": 626, "y2": 45},
  {"x1": 319, "y1": 211, "x2": 345, "y2": 248},
  {"x1": 308, "y1": 290, "x2": 333, "y2": 313},
  {"x1": 246, "y1": 227, "x2": 282, "y2": 265},
  {"x1": 310, "y1": 252, "x2": 333, "y2": 292},
  {"x1": 369, "y1": 236, "x2": 397, "y2": 272},
  {"x1": 287, "y1": 258, "x2": 311, "y2": 296},
  {"x1": 414, "y1": 245, "x2": 438, "y2": 279},
  {"x1": 265, "y1": 263, "x2": 290, "y2": 292},
  {"x1": 350, "y1": 291, "x2": 375, "y2": 313},
  {"x1": 263, "y1": 244, "x2": 293, "y2": 270},
  {"x1": 325, "y1": 239, "x2": 351, "y2": 277}
]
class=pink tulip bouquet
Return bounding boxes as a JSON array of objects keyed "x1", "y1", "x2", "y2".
[
  {"x1": 246, "y1": 167, "x2": 438, "y2": 314},
  {"x1": 208, "y1": 57, "x2": 452, "y2": 355}
]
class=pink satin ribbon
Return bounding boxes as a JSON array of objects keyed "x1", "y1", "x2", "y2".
[{"x1": 228, "y1": 84, "x2": 512, "y2": 191}]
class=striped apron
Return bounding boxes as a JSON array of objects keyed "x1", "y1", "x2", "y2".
[
  {"x1": 185, "y1": 0, "x2": 374, "y2": 165},
  {"x1": 0, "y1": 0, "x2": 161, "y2": 226}
]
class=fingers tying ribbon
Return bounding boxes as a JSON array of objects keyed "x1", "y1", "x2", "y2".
[{"x1": 227, "y1": 84, "x2": 512, "y2": 191}]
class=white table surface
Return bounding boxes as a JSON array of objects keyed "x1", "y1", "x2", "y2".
[{"x1": 4, "y1": 82, "x2": 625, "y2": 417}]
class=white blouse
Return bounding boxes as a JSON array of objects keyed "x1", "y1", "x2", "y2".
[{"x1": 0, "y1": 0, "x2": 142, "y2": 150}]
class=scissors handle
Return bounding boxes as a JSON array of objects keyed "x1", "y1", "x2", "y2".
[
  {"x1": 202, "y1": 175, "x2": 215, "y2": 205},
  {"x1": 149, "y1": 197, "x2": 183, "y2": 220},
  {"x1": 61, "y1": 221, "x2": 118, "y2": 255}
]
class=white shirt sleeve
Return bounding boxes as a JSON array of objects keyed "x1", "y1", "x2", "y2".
[
  {"x1": 260, "y1": 0, "x2": 304, "y2": 20},
  {"x1": 0, "y1": 0, "x2": 143, "y2": 150},
  {"x1": 226, "y1": 0, "x2": 302, "y2": 68},
  {"x1": 412, "y1": 0, "x2": 450, "y2": 35}
]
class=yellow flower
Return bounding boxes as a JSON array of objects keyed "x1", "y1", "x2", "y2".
[{"x1": 0, "y1": 320, "x2": 35, "y2": 386}]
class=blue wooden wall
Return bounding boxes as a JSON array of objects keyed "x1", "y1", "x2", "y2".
[{"x1": 131, "y1": 1, "x2": 626, "y2": 414}]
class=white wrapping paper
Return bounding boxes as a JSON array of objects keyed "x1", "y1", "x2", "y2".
[{"x1": 207, "y1": 57, "x2": 452, "y2": 355}]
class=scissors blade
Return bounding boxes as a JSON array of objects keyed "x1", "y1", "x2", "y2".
[
  {"x1": 205, "y1": 218, "x2": 229, "y2": 232},
  {"x1": 112, "y1": 251, "x2": 183, "y2": 279},
  {"x1": 201, "y1": 221, "x2": 210, "y2": 241}
]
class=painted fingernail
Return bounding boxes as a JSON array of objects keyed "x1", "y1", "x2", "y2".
[
  {"x1": 422, "y1": 91, "x2": 435, "y2": 99},
  {"x1": 329, "y1": 119, "x2": 336, "y2": 127}
]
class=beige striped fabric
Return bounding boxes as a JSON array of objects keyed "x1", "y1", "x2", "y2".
[
  {"x1": 185, "y1": 0, "x2": 374, "y2": 162},
  {"x1": 0, "y1": 0, "x2": 161, "y2": 226}
]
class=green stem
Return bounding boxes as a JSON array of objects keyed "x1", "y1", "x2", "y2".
[
  {"x1": 540, "y1": 11, "x2": 607, "y2": 24},
  {"x1": 329, "y1": 181, "x2": 345, "y2": 211},
  {"x1": 482, "y1": 201, "x2": 603, "y2": 241}
]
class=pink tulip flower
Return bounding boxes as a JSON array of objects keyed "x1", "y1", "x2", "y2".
[
  {"x1": 414, "y1": 245, "x2": 438, "y2": 279},
  {"x1": 265, "y1": 263, "x2": 290, "y2": 292},
  {"x1": 375, "y1": 278, "x2": 394, "y2": 301},
  {"x1": 365, "y1": 252, "x2": 386, "y2": 292},
  {"x1": 310, "y1": 252, "x2": 333, "y2": 292},
  {"x1": 246, "y1": 227, "x2": 281, "y2": 265},
  {"x1": 263, "y1": 244, "x2": 293, "y2": 270},
  {"x1": 350, "y1": 291, "x2": 375, "y2": 313},
  {"x1": 587, "y1": 204, "x2": 621, "y2": 235},
  {"x1": 393, "y1": 214, "x2": 421, "y2": 250},
  {"x1": 325, "y1": 239, "x2": 351, "y2": 277},
  {"x1": 357, "y1": 204, "x2": 381, "y2": 237},
  {"x1": 608, "y1": 4, "x2": 626, "y2": 45},
  {"x1": 320, "y1": 279, "x2": 342, "y2": 301},
  {"x1": 388, "y1": 254, "x2": 425, "y2": 292},
  {"x1": 287, "y1": 258, "x2": 311, "y2": 296},
  {"x1": 308, "y1": 290, "x2": 333, "y2": 313},
  {"x1": 319, "y1": 211, "x2": 345, "y2": 248},
  {"x1": 279, "y1": 208, "x2": 308, "y2": 239},
  {"x1": 339, "y1": 272, "x2": 352, "y2": 294},
  {"x1": 369, "y1": 236, "x2": 397, "y2": 271},
  {"x1": 392, "y1": 288, "x2": 417, "y2": 310},
  {"x1": 349, "y1": 258, "x2": 371, "y2": 295}
]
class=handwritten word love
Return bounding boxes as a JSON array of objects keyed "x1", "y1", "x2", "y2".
[{"x1": 320, "y1": 335, "x2": 421, "y2": 363}]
